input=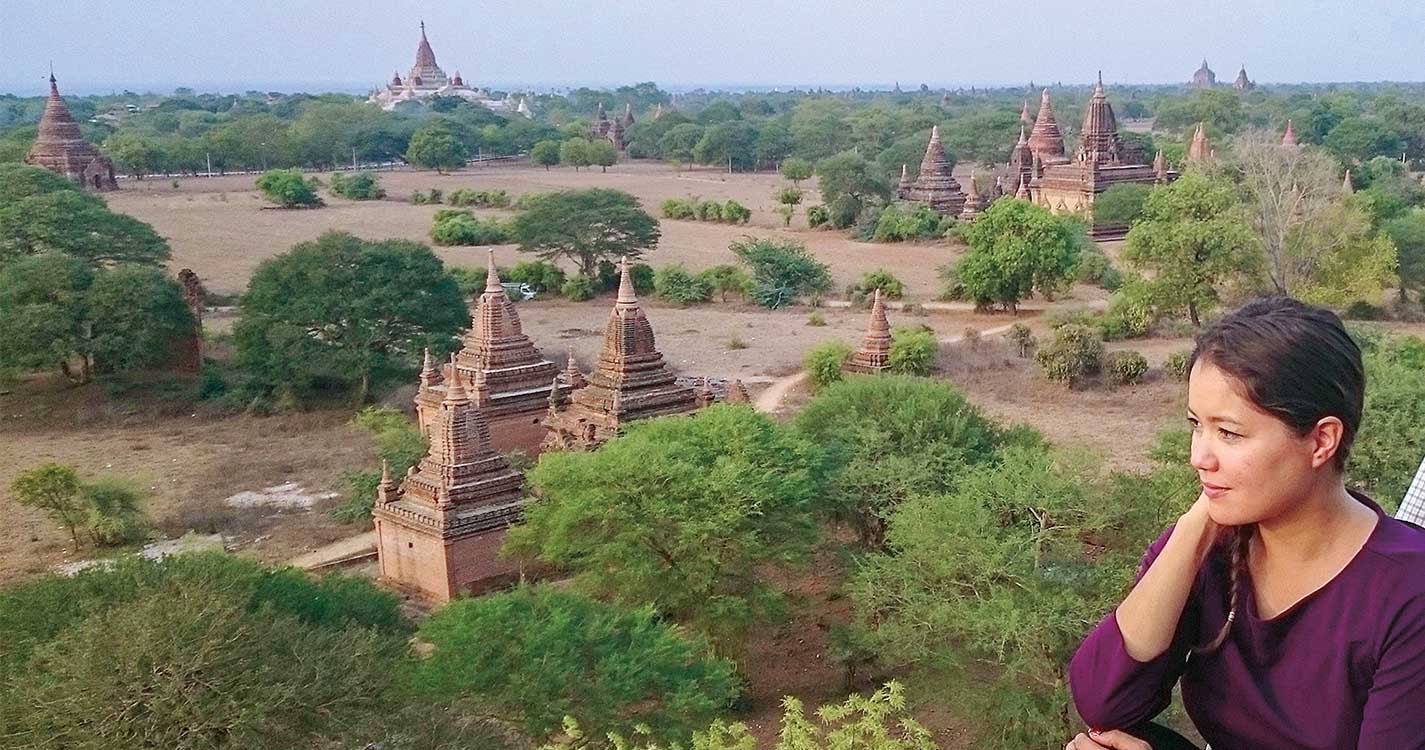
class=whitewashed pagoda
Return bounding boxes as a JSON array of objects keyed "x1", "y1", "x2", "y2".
[{"x1": 369, "y1": 22, "x2": 515, "y2": 113}]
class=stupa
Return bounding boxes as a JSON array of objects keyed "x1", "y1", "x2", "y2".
[
  {"x1": 959, "y1": 171, "x2": 986, "y2": 221},
  {"x1": 1187, "y1": 123, "x2": 1213, "y2": 163},
  {"x1": 374, "y1": 364, "x2": 528, "y2": 602},
  {"x1": 1189, "y1": 59, "x2": 1217, "y2": 89},
  {"x1": 26, "y1": 73, "x2": 117, "y2": 191},
  {"x1": 543, "y1": 258, "x2": 699, "y2": 450},
  {"x1": 416, "y1": 251, "x2": 567, "y2": 448},
  {"x1": 623, "y1": 102, "x2": 636, "y2": 128},
  {"x1": 1233, "y1": 66, "x2": 1255, "y2": 91},
  {"x1": 1027, "y1": 89, "x2": 1069, "y2": 164},
  {"x1": 1281, "y1": 119, "x2": 1299, "y2": 148},
  {"x1": 843, "y1": 290, "x2": 893, "y2": 375},
  {"x1": 896, "y1": 125, "x2": 966, "y2": 215}
]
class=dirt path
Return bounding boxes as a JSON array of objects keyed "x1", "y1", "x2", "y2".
[{"x1": 753, "y1": 320, "x2": 1022, "y2": 415}]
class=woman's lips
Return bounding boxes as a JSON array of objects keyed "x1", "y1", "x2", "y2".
[{"x1": 1202, "y1": 482, "x2": 1230, "y2": 500}]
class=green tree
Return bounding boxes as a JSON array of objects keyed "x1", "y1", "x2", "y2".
[
  {"x1": 234, "y1": 231, "x2": 467, "y2": 403},
  {"x1": 9, "y1": 464, "x2": 86, "y2": 548},
  {"x1": 1092, "y1": 183, "x2": 1152, "y2": 227},
  {"x1": 779, "y1": 156, "x2": 814, "y2": 187},
  {"x1": 103, "y1": 132, "x2": 163, "y2": 178},
  {"x1": 1383, "y1": 209, "x2": 1425, "y2": 304},
  {"x1": 0, "y1": 555, "x2": 412, "y2": 750},
  {"x1": 0, "y1": 253, "x2": 92, "y2": 380},
  {"x1": 730, "y1": 237, "x2": 832, "y2": 309},
  {"x1": 1123, "y1": 174, "x2": 1263, "y2": 326},
  {"x1": 794, "y1": 376, "x2": 1002, "y2": 549},
  {"x1": 405, "y1": 119, "x2": 469, "y2": 173},
  {"x1": 86, "y1": 265, "x2": 196, "y2": 375},
  {"x1": 508, "y1": 189, "x2": 660, "y2": 279},
  {"x1": 0, "y1": 165, "x2": 170, "y2": 268},
  {"x1": 588, "y1": 139, "x2": 619, "y2": 172},
  {"x1": 255, "y1": 168, "x2": 322, "y2": 208},
  {"x1": 847, "y1": 448, "x2": 1195, "y2": 749},
  {"x1": 1350, "y1": 333, "x2": 1425, "y2": 507},
  {"x1": 530, "y1": 139, "x2": 561, "y2": 170},
  {"x1": 775, "y1": 187, "x2": 804, "y2": 226},
  {"x1": 1324, "y1": 117, "x2": 1406, "y2": 166},
  {"x1": 657, "y1": 124, "x2": 706, "y2": 164},
  {"x1": 412, "y1": 585, "x2": 739, "y2": 745},
  {"x1": 887, "y1": 327, "x2": 938, "y2": 376},
  {"x1": 506, "y1": 405, "x2": 827, "y2": 651},
  {"x1": 697, "y1": 264, "x2": 750, "y2": 302},
  {"x1": 959, "y1": 199, "x2": 1083, "y2": 313},
  {"x1": 559, "y1": 137, "x2": 593, "y2": 171},
  {"x1": 815, "y1": 151, "x2": 891, "y2": 206},
  {"x1": 693, "y1": 122, "x2": 759, "y2": 171}
]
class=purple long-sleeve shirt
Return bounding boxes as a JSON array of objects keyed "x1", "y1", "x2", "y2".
[{"x1": 1069, "y1": 492, "x2": 1425, "y2": 750}]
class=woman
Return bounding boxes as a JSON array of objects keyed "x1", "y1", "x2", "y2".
[{"x1": 1065, "y1": 297, "x2": 1425, "y2": 750}]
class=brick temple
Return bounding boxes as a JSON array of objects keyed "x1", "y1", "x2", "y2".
[
  {"x1": 896, "y1": 125, "x2": 966, "y2": 215},
  {"x1": 25, "y1": 74, "x2": 117, "y2": 191},
  {"x1": 375, "y1": 365, "x2": 528, "y2": 602},
  {"x1": 843, "y1": 289, "x2": 893, "y2": 375},
  {"x1": 417, "y1": 251, "x2": 568, "y2": 453},
  {"x1": 543, "y1": 258, "x2": 699, "y2": 449},
  {"x1": 1016, "y1": 75, "x2": 1165, "y2": 232}
]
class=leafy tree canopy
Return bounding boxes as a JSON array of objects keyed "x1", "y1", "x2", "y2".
[
  {"x1": 509, "y1": 188, "x2": 660, "y2": 278},
  {"x1": 959, "y1": 199, "x2": 1083, "y2": 313}
]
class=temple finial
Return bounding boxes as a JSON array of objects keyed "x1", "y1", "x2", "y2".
[{"x1": 485, "y1": 249, "x2": 502, "y2": 292}]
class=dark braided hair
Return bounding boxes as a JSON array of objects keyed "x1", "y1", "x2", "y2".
[{"x1": 1186, "y1": 296, "x2": 1364, "y2": 654}]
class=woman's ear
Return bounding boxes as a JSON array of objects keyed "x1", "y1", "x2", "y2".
[{"x1": 1308, "y1": 416, "x2": 1346, "y2": 469}]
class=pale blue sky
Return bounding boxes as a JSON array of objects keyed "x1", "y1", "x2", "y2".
[{"x1": 2, "y1": 0, "x2": 1422, "y2": 95}]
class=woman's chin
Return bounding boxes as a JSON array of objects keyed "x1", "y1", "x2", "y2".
[{"x1": 1206, "y1": 501, "x2": 1250, "y2": 527}]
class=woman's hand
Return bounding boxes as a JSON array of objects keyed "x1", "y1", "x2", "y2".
[
  {"x1": 1178, "y1": 491, "x2": 1226, "y2": 565},
  {"x1": 1066, "y1": 729, "x2": 1152, "y2": 750}
]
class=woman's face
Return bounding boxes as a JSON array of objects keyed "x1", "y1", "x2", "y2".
[{"x1": 1186, "y1": 360, "x2": 1322, "y2": 527}]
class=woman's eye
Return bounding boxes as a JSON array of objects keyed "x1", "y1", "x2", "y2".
[{"x1": 1218, "y1": 428, "x2": 1240, "y2": 440}]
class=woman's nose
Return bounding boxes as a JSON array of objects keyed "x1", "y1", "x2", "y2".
[{"x1": 1190, "y1": 433, "x2": 1217, "y2": 472}]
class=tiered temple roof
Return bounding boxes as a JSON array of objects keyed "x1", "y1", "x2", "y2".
[
  {"x1": 896, "y1": 125, "x2": 966, "y2": 215},
  {"x1": 1189, "y1": 59, "x2": 1217, "y2": 89},
  {"x1": 959, "y1": 171, "x2": 986, "y2": 221},
  {"x1": 370, "y1": 22, "x2": 515, "y2": 113},
  {"x1": 26, "y1": 74, "x2": 117, "y2": 191},
  {"x1": 1028, "y1": 89, "x2": 1068, "y2": 164},
  {"x1": 543, "y1": 259, "x2": 699, "y2": 450},
  {"x1": 1187, "y1": 123, "x2": 1213, "y2": 163},
  {"x1": 1281, "y1": 119, "x2": 1299, "y2": 148},
  {"x1": 843, "y1": 290, "x2": 893, "y2": 375},
  {"x1": 1233, "y1": 66, "x2": 1254, "y2": 91},
  {"x1": 1078, "y1": 73, "x2": 1126, "y2": 161},
  {"x1": 623, "y1": 103, "x2": 636, "y2": 128},
  {"x1": 417, "y1": 251, "x2": 565, "y2": 432},
  {"x1": 375, "y1": 360, "x2": 527, "y2": 601}
]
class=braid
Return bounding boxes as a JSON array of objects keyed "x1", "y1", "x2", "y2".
[{"x1": 1193, "y1": 525, "x2": 1253, "y2": 655}]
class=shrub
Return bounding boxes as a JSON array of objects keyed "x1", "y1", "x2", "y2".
[
  {"x1": 937, "y1": 262, "x2": 969, "y2": 302},
  {"x1": 828, "y1": 194, "x2": 862, "y2": 229},
  {"x1": 806, "y1": 204, "x2": 830, "y2": 228},
  {"x1": 81, "y1": 477, "x2": 149, "y2": 545},
  {"x1": 726, "y1": 336, "x2": 749, "y2": 350},
  {"x1": 1005, "y1": 323, "x2": 1037, "y2": 358},
  {"x1": 1164, "y1": 351, "x2": 1191, "y2": 380},
  {"x1": 1035, "y1": 324, "x2": 1104, "y2": 388},
  {"x1": 10, "y1": 464, "x2": 150, "y2": 548},
  {"x1": 654, "y1": 264, "x2": 713, "y2": 305},
  {"x1": 872, "y1": 204, "x2": 949, "y2": 243},
  {"x1": 888, "y1": 327, "x2": 938, "y2": 376},
  {"x1": 447, "y1": 188, "x2": 511, "y2": 208},
  {"x1": 332, "y1": 407, "x2": 428, "y2": 522},
  {"x1": 1093, "y1": 182, "x2": 1152, "y2": 226},
  {"x1": 807, "y1": 311, "x2": 827, "y2": 327},
  {"x1": 805, "y1": 340, "x2": 852, "y2": 392},
  {"x1": 1097, "y1": 282, "x2": 1158, "y2": 340},
  {"x1": 695, "y1": 199, "x2": 723, "y2": 222},
  {"x1": 1106, "y1": 350, "x2": 1149, "y2": 385},
  {"x1": 429, "y1": 211, "x2": 510, "y2": 246},
  {"x1": 697, "y1": 264, "x2": 750, "y2": 302},
  {"x1": 660, "y1": 197, "x2": 697, "y2": 219},
  {"x1": 1075, "y1": 245, "x2": 1124, "y2": 290},
  {"x1": 732, "y1": 237, "x2": 833, "y2": 309},
  {"x1": 256, "y1": 169, "x2": 323, "y2": 208},
  {"x1": 561, "y1": 276, "x2": 595, "y2": 301},
  {"x1": 849, "y1": 269, "x2": 906, "y2": 302},
  {"x1": 409, "y1": 188, "x2": 444, "y2": 205},
  {"x1": 720, "y1": 200, "x2": 751, "y2": 224},
  {"x1": 629, "y1": 262, "x2": 655, "y2": 294},
  {"x1": 448, "y1": 266, "x2": 483, "y2": 296},
  {"x1": 1349, "y1": 333, "x2": 1425, "y2": 507},
  {"x1": 511, "y1": 191, "x2": 548, "y2": 210},
  {"x1": 328, "y1": 172, "x2": 385, "y2": 200},
  {"x1": 853, "y1": 204, "x2": 885, "y2": 241},
  {"x1": 504, "y1": 260, "x2": 566, "y2": 294}
]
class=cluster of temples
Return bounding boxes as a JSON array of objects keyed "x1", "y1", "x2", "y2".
[
  {"x1": 25, "y1": 74, "x2": 117, "y2": 191},
  {"x1": 590, "y1": 102, "x2": 636, "y2": 151},
  {"x1": 379, "y1": 253, "x2": 745, "y2": 601},
  {"x1": 1190, "y1": 59, "x2": 1254, "y2": 91}
]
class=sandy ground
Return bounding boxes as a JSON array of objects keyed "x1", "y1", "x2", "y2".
[{"x1": 108, "y1": 161, "x2": 962, "y2": 298}]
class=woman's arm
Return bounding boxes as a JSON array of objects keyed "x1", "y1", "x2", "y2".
[
  {"x1": 1115, "y1": 495, "x2": 1220, "y2": 661},
  {"x1": 1069, "y1": 494, "x2": 1220, "y2": 730},
  {"x1": 1358, "y1": 593, "x2": 1425, "y2": 750}
]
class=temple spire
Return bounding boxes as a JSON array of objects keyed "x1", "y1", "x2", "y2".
[
  {"x1": 485, "y1": 248, "x2": 502, "y2": 292},
  {"x1": 1281, "y1": 119, "x2": 1299, "y2": 148},
  {"x1": 1028, "y1": 88, "x2": 1067, "y2": 162},
  {"x1": 1154, "y1": 150, "x2": 1169, "y2": 183},
  {"x1": 443, "y1": 355, "x2": 469, "y2": 404},
  {"x1": 1343, "y1": 170, "x2": 1354, "y2": 194},
  {"x1": 616, "y1": 256, "x2": 637, "y2": 306},
  {"x1": 844, "y1": 289, "x2": 893, "y2": 374}
]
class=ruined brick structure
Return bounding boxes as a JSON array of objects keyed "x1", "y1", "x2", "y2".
[
  {"x1": 416, "y1": 250, "x2": 567, "y2": 453},
  {"x1": 1281, "y1": 119, "x2": 1299, "y2": 148},
  {"x1": 172, "y1": 269, "x2": 205, "y2": 373},
  {"x1": 1027, "y1": 89, "x2": 1069, "y2": 165},
  {"x1": 1189, "y1": 59, "x2": 1217, "y2": 89},
  {"x1": 26, "y1": 74, "x2": 117, "y2": 191},
  {"x1": 895, "y1": 125, "x2": 966, "y2": 215},
  {"x1": 375, "y1": 367, "x2": 527, "y2": 602},
  {"x1": 543, "y1": 258, "x2": 699, "y2": 450},
  {"x1": 1187, "y1": 123, "x2": 1214, "y2": 163},
  {"x1": 1234, "y1": 66, "x2": 1255, "y2": 91},
  {"x1": 590, "y1": 102, "x2": 625, "y2": 151},
  {"x1": 843, "y1": 289, "x2": 893, "y2": 375}
]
